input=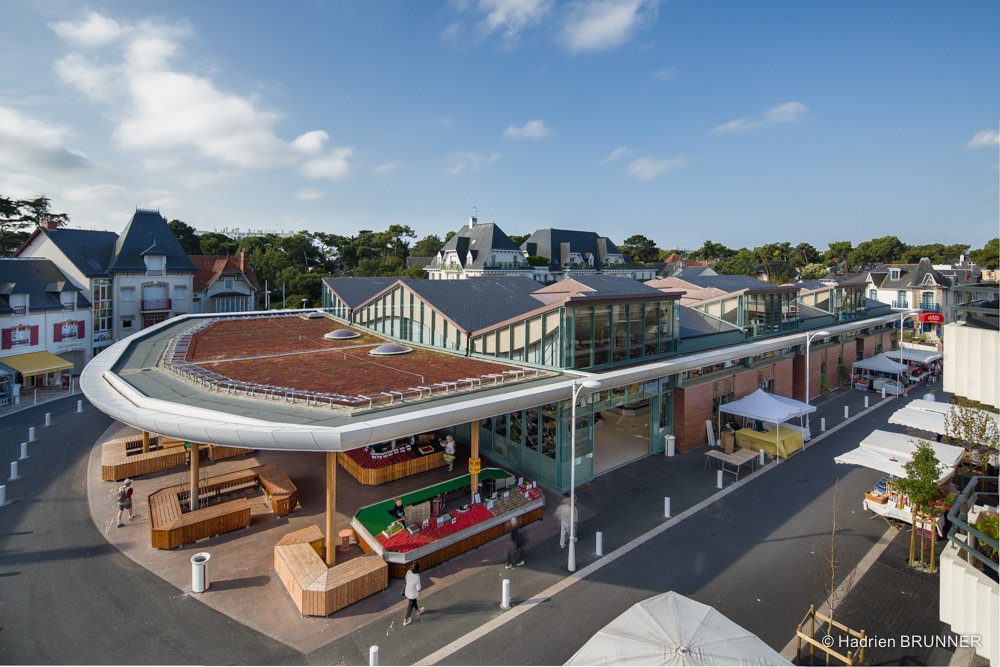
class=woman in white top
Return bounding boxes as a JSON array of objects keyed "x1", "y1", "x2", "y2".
[
  {"x1": 403, "y1": 562, "x2": 424, "y2": 625},
  {"x1": 442, "y1": 435, "x2": 457, "y2": 472}
]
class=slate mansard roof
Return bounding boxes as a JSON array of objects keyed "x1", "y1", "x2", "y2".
[
  {"x1": 428, "y1": 221, "x2": 525, "y2": 271},
  {"x1": 521, "y1": 229, "x2": 626, "y2": 270},
  {"x1": 0, "y1": 258, "x2": 88, "y2": 314},
  {"x1": 20, "y1": 228, "x2": 119, "y2": 277},
  {"x1": 108, "y1": 209, "x2": 197, "y2": 273}
]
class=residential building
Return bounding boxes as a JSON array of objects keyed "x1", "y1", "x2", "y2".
[
  {"x1": 0, "y1": 258, "x2": 90, "y2": 404},
  {"x1": 425, "y1": 218, "x2": 533, "y2": 280},
  {"x1": 190, "y1": 250, "x2": 260, "y2": 314},
  {"x1": 521, "y1": 228, "x2": 656, "y2": 281},
  {"x1": 15, "y1": 208, "x2": 196, "y2": 349}
]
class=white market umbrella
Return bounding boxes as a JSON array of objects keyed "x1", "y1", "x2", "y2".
[{"x1": 565, "y1": 591, "x2": 792, "y2": 666}]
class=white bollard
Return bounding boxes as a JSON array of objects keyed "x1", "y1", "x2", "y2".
[
  {"x1": 717, "y1": 470, "x2": 724, "y2": 489},
  {"x1": 19, "y1": 443, "x2": 27, "y2": 460},
  {"x1": 9, "y1": 461, "x2": 20, "y2": 481},
  {"x1": 881, "y1": 388, "x2": 886, "y2": 399},
  {"x1": 596, "y1": 531, "x2": 604, "y2": 557},
  {"x1": 369, "y1": 646, "x2": 379, "y2": 667},
  {"x1": 664, "y1": 497, "x2": 671, "y2": 519},
  {"x1": 34, "y1": 390, "x2": 37, "y2": 405},
  {"x1": 501, "y1": 578, "x2": 511, "y2": 610},
  {"x1": 821, "y1": 417, "x2": 826, "y2": 432},
  {"x1": 77, "y1": 400, "x2": 83, "y2": 413},
  {"x1": 45, "y1": 412, "x2": 51, "y2": 427},
  {"x1": 0, "y1": 485, "x2": 6, "y2": 506},
  {"x1": 191, "y1": 552, "x2": 211, "y2": 593},
  {"x1": 864, "y1": 396, "x2": 869, "y2": 408},
  {"x1": 844, "y1": 405, "x2": 849, "y2": 419},
  {"x1": 759, "y1": 450, "x2": 765, "y2": 467},
  {"x1": 29, "y1": 427, "x2": 36, "y2": 442}
]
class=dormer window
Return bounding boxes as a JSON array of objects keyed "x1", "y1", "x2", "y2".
[{"x1": 889, "y1": 268, "x2": 900, "y2": 280}]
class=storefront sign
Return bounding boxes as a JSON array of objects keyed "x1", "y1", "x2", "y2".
[
  {"x1": 468, "y1": 458, "x2": 481, "y2": 474},
  {"x1": 918, "y1": 313, "x2": 945, "y2": 323}
]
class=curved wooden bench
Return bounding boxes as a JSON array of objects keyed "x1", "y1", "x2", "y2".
[
  {"x1": 255, "y1": 464, "x2": 298, "y2": 516},
  {"x1": 274, "y1": 526, "x2": 387, "y2": 616},
  {"x1": 101, "y1": 436, "x2": 254, "y2": 481}
]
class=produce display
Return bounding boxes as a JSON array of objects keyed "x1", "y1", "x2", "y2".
[
  {"x1": 344, "y1": 440, "x2": 442, "y2": 469},
  {"x1": 484, "y1": 485, "x2": 543, "y2": 516}
]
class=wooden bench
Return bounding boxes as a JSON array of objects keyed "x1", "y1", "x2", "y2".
[
  {"x1": 274, "y1": 526, "x2": 387, "y2": 616},
  {"x1": 101, "y1": 436, "x2": 254, "y2": 481},
  {"x1": 255, "y1": 464, "x2": 298, "y2": 516}
]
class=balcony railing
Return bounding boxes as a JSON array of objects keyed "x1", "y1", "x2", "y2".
[
  {"x1": 946, "y1": 476, "x2": 999, "y2": 575},
  {"x1": 919, "y1": 303, "x2": 941, "y2": 313},
  {"x1": 141, "y1": 299, "x2": 171, "y2": 311},
  {"x1": 12, "y1": 306, "x2": 26, "y2": 316},
  {"x1": 63, "y1": 303, "x2": 75, "y2": 311},
  {"x1": 145, "y1": 269, "x2": 163, "y2": 276},
  {"x1": 891, "y1": 300, "x2": 909, "y2": 309}
]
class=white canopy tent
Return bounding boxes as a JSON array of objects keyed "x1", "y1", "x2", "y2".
[
  {"x1": 834, "y1": 429, "x2": 964, "y2": 484},
  {"x1": 885, "y1": 348, "x2": 942, "y2": 364},
  {"x1": 564, "y1": 591, "x2": 792, "y2": 666},
  {"x1": 718, "y1": 388, "x2": 816, "y2": 445},
  {"x1": 888, "y1": 400, "x2": 999, "y2": 466},
  {"x1": 851, "y1": 353, "x2": 908, "y2": 376}
]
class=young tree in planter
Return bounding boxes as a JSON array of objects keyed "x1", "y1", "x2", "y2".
[
  {"x1": 944, "y1": 397, "x2": 999, "y2": 475},
  {"x1": 893, "y1": 441, "x2": 943, "y2": 571}
]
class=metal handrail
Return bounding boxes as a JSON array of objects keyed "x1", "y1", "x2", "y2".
[{"x1": 946, "y1": 475, "x2": 999, "y2": 573}]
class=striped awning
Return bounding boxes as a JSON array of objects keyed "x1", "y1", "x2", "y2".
[{"x1": 1, "y1": 351, "x2": 74, "y2": 377}]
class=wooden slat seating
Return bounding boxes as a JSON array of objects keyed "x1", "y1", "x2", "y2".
[
  {"x1": 101, "y1": 435, "x2": 187, "y2": 482},
  {"x1": 208, "y1": 444, "x2": 255, "y2": 461},
  {"x1": 274, "y1": 526, "x2": 387, "y2": 616},
  {"x1": 147, "y1": 464, "x2": 297, "y2": 549}
]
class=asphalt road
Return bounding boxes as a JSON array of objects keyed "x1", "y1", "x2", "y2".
[{"x1": 0, "y1": 389, "x2": 912, "y2": 665}]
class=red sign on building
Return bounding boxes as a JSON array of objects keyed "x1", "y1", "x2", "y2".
[{"x1": 918, "y1": 312, "x2": 945, "y2": 324}]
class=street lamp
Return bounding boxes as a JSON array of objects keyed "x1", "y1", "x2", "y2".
[
  {"x1": 301, "y1": 298, "x2": 307, "y2": 309},
  {"x1": 803, "y1": 329, "x2": 831, "y2": 430},
  {"x1": 568, "y1": 378, "x2": 602, "y2": 573}
]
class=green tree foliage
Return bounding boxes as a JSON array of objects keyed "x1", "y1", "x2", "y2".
[
  {"x1": 168, "y1": 219, "x2": 200, "y2": 254},
  {"x1": 793, "y1": 242, "x2": 820, "y2": 267},
  {"x1": 412, "y1": 234, "x2": 444, "y2": 257},
  {"x1": 508, "y1": 233, "x2": 530, "y2": 247},
  {"x1": 715, "y1": 248, "x2": 756, "y2": 276},
  {"x1": 894, "y1": 440, "x2": 944, "y2": 569},
  {"x1": 799, "y1": 263, "x2": 828, "y2": 280},
  {"x1": 969, "y1": 238, "x2": 999, "y2": 270},
  {"x1": 16, "y1": 196, "x2": 70, "y2": 228},
  {"x1": 620, "y1": 234, "x2": 659, "y2": 263},
  {"x1": 527, "y1": 255, "x2": 550, "y2": 267},
  {"x1": 0, "y1": 194, "x2": 71, "y2": 257},
  {"x1": 658, "y1": 248, "x2": 688, "y2": 261},
  {"x1": 823, "y1": 241, "x2": 853, "y2": 268},
  {"x1": 692, "y1": 240, "x2": 734, "y2": 262},
  {"x1": 199, "y1": 232, "x2": 240, "y2": 256}
]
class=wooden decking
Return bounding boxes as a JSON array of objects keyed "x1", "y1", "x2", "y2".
[
  {"x1": 100, "y1": 434, "x2": 253, "y2": 482},
  {"x1": 274, "y1": 525, "x2": 388, "y2": 616},
  {"x1": 148, "y1": 464, "x2": 297, "y2": 549}
]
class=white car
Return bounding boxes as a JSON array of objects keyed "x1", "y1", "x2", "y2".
[{"x1": 872, "y1": 378, "x2": 905, "y2": 395}]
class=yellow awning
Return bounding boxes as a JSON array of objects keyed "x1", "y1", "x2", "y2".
[{"x1": 2, "y1": 351, "x2": 74, "y2": 377}]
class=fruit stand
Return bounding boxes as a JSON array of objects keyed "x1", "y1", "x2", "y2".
[
  {"x1": 338, "y1": 434, "x2": 446, "y2": 485},
  {"x1": 351, "y1": 468, "x2": 544, "y2": 577}
]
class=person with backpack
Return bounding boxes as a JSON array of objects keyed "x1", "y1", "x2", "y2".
[{"x1": 116, "y1": 479, "x2": 133, "y2": 527}]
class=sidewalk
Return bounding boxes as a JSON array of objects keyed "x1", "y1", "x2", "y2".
[
  {"x1": 0, "y1": 385, "x2": 81, "y2": 419},
  {"x1": 83, "y1": 377, "x2": 958, "y2": 660}
]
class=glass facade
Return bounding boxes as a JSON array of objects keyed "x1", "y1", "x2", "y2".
[
  {"x1": 92, "y1": 278, "x2": 113, "y2": 349},
  {"x1": 564, "y1": 300, "x2": 678, "y2": 370}
]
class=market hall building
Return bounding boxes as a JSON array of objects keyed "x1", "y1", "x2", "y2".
[{"x1": 321, "y1": 273, "x2": 897, "y2": 491}]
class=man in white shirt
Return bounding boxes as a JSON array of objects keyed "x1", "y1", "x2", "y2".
[{"x1": 554, "y1": 497, "x2": 578, "y2": 549}]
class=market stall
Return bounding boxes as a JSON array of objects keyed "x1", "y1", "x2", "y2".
[
  {"x1": 834, "y1": 429, "x2": 963, "y2": 533},
  {"x1": 351, "y1": 468, "x2": 544, "y2": 577},
  {"x1": 337, "y1": 434, "x2": 447, "y2": 485},
  {"x1": 888, "y1": 400, "x2": 1000, "y2": 468},
  {"x1": 851, "y1": 353, "x2": 908, "y2": 390},
  {"x1": 718, "y1": 389, "x2": 813, "y2": 457}
]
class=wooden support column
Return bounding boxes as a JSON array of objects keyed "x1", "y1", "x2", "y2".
[
  {"x1": 141, "y1": 430, "x2": 150, "y2": 454},
  {"x1": 470, "y1": 420, "x2": 480, "y2": 504},
  {"x1": 189, "y1": 442, "x2": 199, "y2": 512},
  {"x1": 326, "y1": 451, "x2": 336, "y2": 567}
]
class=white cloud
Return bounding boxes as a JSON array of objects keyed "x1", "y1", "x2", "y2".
[
  {"x1": 477, "y1": 0, "x2": 552, "y2": 40},
  {"x1": 503, "y1": 119, "x2": 551, "y2": 139},
  {"x1": 446, "y1": 151, "x2": 500, "y2": 175},
  {"x1": 295, "y1": 188, "x2": 326, "y2": 200},
  {"x1": 61, "y1": 183, "x2": 179, "y2": 210},
  {"x1": 602, "y1": 146, "x2": 635, "y2": 163},
  {"x1": 627, "y1": 156, "x2": 684, "y2": 180},
  {"x1": 712, "y1": 102, "x2": 809, "y2": 134},
  {"x1": 967, "y1": 129, "x2": 999, "y2": 149},
  {"x1": 651, "y1": 66, "x2": 676, "y2": 81},
  {"x1": 0, "y1": 107, "x2": 93, "y2": 171},
  {"x1": 299, "y1": 148, "x2": 355, "y2": 181},
  {"x1": 53, "y1": 53, "x2": 116, "y2": 101},
  {"x1": 0, "y1": 173, "x2": 47, "y2": 198},
  {"x1": 375, "y1": 162, "x2": 403, "y2": 175},
  {"x1": 49, "y1": 12, "x2": 123, "y2": 48},
  {"x1": 292, "y1": 130, "x2": 329, "y2": 154},
  {"x1": 562, "y1": 0, "x2": 658, "y2": 53}
]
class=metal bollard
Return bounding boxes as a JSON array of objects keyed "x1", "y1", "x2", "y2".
[
  {"x1": 369, "y1": 646, "x2": 379, "y2": 667},
  {"x1": 717, "y1": 470, "x2": 724, "y2": 489},
  {"x1": 45, "y1": 412, "x2": 51, "y2": 427},
  {"x1": 821, "y1": 417, "x2": 826, "y2": 432},
  {"x1": 20, "y1": 443, "x2": 27, "y2": 460},
  {"x1": 844, "y1": 405, "x2": 849, "y2": 419},
  {"x1": 881, "y1": 388, "x2": 886, "y2": 399},
  {"x1": 29, "y1": 427, "x2": 36, "y2": 442},
  {"x1": 501, "y1": 578, "x2": 511, "y2": 610},
  {"x1": 759, "y1": 450, "x2": 765, "y2": 467},
  {"x1": 0, "y1": 485, "x2": 7, "y2": 506},
  {"x1": 77, "y1": 400, "x2": 83, "y2": 413},
  {"x1": 664, "y1": 497, "x2": 671, "y2": 519},
  {"x1": 864, "y1": 396, "x2": 869, "y2": 408},
  {"x1": 9, "y1": 461, "x2": 20, "y2": 481},
  {"x1": 596, "y1": 531, "x2": 603, "y2": 557}
]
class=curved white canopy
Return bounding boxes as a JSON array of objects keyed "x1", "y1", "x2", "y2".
[{"x1": 834, "y1": 429, "x2": 964, "y2": 484}]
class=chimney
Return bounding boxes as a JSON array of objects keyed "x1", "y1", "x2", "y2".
[
  {"x1": 39, "y1": 219, "x2": 59, "y2": 230},
  {"x1": 239, "y1": 248, "x2": 246, "y2": 272},
  {"x1": 469, "y1": 216, "x2": 477, "y2": 228}
]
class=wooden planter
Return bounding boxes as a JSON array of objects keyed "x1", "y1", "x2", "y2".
[{"x1": 338, "y1": 451, "x2": 446, "y2": 486}]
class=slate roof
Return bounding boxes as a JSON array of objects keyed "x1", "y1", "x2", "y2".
[
  {"x1": 322, "y1": 277, "x2": 402, "y2": 309},
  {"x1": 108, "y1": 209, "x2": 196, "y2": 273},
  {"x1": 535, "y1": 275, "x2": 666, "y2": 298},
  {"x1": 677, "y1": 306, "x2": 742, "y2": 339},
  {"x1": 671, "y1": 274, "x2": 795, "y2": 294},
  {"x1": 401, "y1": 276, "x2": 547, "y2": 332},
  {"x1": 0, "y1": 258, "x2": 87, "y2": 314},
  {"x1": 19, "y1": 228, "x2": 118, "y2": 278},
  {"x1": 520, "y1": 229, "x2": 625, "y2": 270},
  {"x1": 673, "y1": 266, "x2": 717, "y2": 279},
  {"x1": 429, "y1": 221, "x2": 524, "y2": 270},
  {"x1": 865, "y1": 258, "x2": 976, "y2": 289},
  {"x1": 190, "y1": 255, "x2": 260, "y2": 292}
]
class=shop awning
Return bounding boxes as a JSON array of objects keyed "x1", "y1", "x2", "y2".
[
  {"x1": 2, "y1": 351, "x2": 74, "y2": 377},
  {"x1": 918, "y1": 312, "x2": 945, "y2": 323}
]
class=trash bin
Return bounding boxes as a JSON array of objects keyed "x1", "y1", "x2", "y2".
[
  {"x1": 664, "y1": 434, "x2": 676, "y2": 457},
  {"x1": 191, "y1": 552, "x2": 211, "y2": 593}
]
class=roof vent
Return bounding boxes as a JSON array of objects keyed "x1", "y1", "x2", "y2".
[
  {"x1": 324, "y1": 329, "x2": 361, "y2": 340},
  {"x1": 305, "y1": 311, "x2": 325, "y2": 319},
  {"x1": 369, "y1": 343, "x2": 412, "y2": 356}
]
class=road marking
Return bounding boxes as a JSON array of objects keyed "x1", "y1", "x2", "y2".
[{"x1": 414, "y1": 394, "x2": 898, "y2": 665}]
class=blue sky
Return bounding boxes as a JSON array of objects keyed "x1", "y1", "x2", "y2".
[{"x1": 1, "y1": 1, "x2": 997, "y2": 252}]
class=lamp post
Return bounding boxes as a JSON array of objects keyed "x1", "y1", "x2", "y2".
[
  {"x1": 898, "y1": 310, "x2": 920, "y2": 347},
  {"x1": 568, "y1": 378, "x2": 602, "y2": 573},
  {"x1": 803, "y1": 329, "x2": 831, "y2": 430}
]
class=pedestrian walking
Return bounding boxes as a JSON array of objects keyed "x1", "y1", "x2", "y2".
[
  {"x1": 442, "y1": 435, "x2": 457, "y2": 472},
  {"x1": 402, "y1": 562, "x2": 424, "y2": 626},
  {"x1": 923, "y1": 389, "x2": 937, "y2": 402},
  {"x1": 553, "y1": 497, "x2": 578, "y2": 549},
  {"x1": 506, "y1": 517, "x2": 527, "y2": 568},
  {"x1": 116, "y1": 479, "x2": 133, "y2": 526}
]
